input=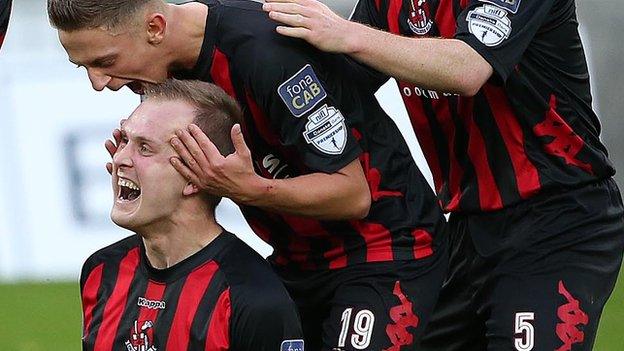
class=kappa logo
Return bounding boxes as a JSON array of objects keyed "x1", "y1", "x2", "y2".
[
  {"x1": 137, "y1": 297, "x2": 166, "y2": 310},
  {"x1": 467, "y1": 4, "x2": 512, "y2": 47},
  {"x1": 303, "y1": 105, "x2": 347, "y2": 155},
  {"x1": 407, "y1": 0, "x2": 433, "y2": 35},
  {"x1": 556, "y1": 281, "x2": 589, "y2": 351},
  {"x1": 125, "y1": 320, "x2": 157, "y2": 351},
  {"x1": 281, "y1": 339, "x2": 304, "y2": 351},
  {"x1": 278, "y1": 64, "x2": 327, "y2": 117},
  {"x1": 479, "y1": 0, "x2": 521, "y2": 14},
  {"x1": 383, "y1": 281, "x2": 419, "y2": 351}
]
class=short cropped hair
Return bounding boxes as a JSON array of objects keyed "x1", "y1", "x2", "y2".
[
  {"x1": 47, "y1": 0, "x2": 163, "y2": 31},
  {"x1": 143, "y1": 79, "x2": 243, "y2": 209}
]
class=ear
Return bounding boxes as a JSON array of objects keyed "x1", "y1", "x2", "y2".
[
  {"x1": 183, "y1": 181, "x2": 200, "y2": 196},
  {"x1": 146, "y1": 13, "x2": 166, "y2": 45}
]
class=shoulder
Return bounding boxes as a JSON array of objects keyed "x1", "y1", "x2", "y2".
[
  {"x1": 80, "y1": 235, "x2": 140, "y2": 285},
  {"x1": 214, "y1": 234, "x2": 294, "y2": 311}
]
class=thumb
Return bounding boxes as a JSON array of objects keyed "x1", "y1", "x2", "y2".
[{"x1": 231, "y1": 124, "x2": 250, "y2": 157}]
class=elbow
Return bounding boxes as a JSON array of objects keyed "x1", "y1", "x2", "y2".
[
  {"x1": 351, "y1": 188, "x2": 372, "y2": 220},
  {"x1": 454, "y1": 69, "x2": 489, "y2": 97}
]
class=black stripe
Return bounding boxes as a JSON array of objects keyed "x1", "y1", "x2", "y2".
[
  {"x1": 111, "y1": 270, "x2": 149, "y2": 350},
  {"x1": 472, "y1": 92, "x2": 521, "y2": 205},
  {"x1": 152, "y1": 277, "x2": 188, "y2": 347},
  {"x1": 322, "y1": 221, "x2": 367, "y2": 266},
  {"x1": 86, "y1": 257, "x2": 122, "y2": 347},
  {"x1": 187, "y1": 271, "x2": 228, "y2": 351}
]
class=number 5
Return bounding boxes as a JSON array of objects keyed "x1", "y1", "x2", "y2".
[{"x1": 514, "y1": 312, "x2": 535, "y2": 351}]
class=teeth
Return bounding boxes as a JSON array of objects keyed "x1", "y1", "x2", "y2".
[{"x1": 117, "y1": 178, "x2": 140, "y2": 191}]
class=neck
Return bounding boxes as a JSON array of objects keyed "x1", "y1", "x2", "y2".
[
  {"x1": 165, "y1": 2, "x2": 209, "y2": 72},
  {"x1": 137, "y1": 205, "x2": 222, "y2": 269}
]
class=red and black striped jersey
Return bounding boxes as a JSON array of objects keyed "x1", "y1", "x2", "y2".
[
  {"x1": 0, "y1": 0, "x2": 11, "y2": 50},
  {"x1": 80, "y1": 232, "x2": 303, "y2": 351},
  {"x1": 352, "y1": 0, "x2": 615, "y2": 213},
  {"x1": 173, "y1": 0, "x2": 445, "y2": 270}
]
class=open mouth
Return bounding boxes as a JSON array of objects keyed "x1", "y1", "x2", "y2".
[
  {"x1": 118, "y1": 178, "x2": 141, "y2": 202},
  {"x1": 126, "y1": 81, "x2": 145, "y2": 95}
]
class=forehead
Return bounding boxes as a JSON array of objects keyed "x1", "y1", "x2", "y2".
[
  {"x1": 58, "y1": 27, "x2": 131, "y2": 63},
  {"x1": 125, "y1": 99, "x2": 196, "y2": 141}
]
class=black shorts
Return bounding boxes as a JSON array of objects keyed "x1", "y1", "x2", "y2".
[
  {"x1": 419, "y1": 178, "x2": 624, "y2": 351},
  {"x1": 275, "y1": 242, "x2": 448, "y2": 351}
]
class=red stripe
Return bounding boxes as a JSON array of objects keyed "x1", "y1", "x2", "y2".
[
  {"x1": 375, "y1": 0, "x2": 382, "y2": 11},
  {"x1": 360, "y1": 152, "x2": 403, "y2": 201},
  {"x1": 82, "y1": 263, "x2": 104, "y2": 337},
  {"x1": 204, "y1": 289, "x2": 231, "y2": 351},
  {"x1": 432, "y1": 99, "x2": 464, "y2": 211},
  {"x1": 461, "y1": 100, "x2": 503, "y2": 209},
  {"x1": 325, "y1": 236, "x2": 348, "y2": 269},
  {"x1": 399, "y1": 85, "x2": 444, "y2": 194},
  {"x1": 435, "y1": 0, "x2": 456, "y2": 38},
  {"x1": 94, "y1": 248, "x2": 141, "y2": 351},
  {"x1": 210, "y1": 48, "x2": 237, "y2": 99},
  {"x1": 287, "y1": 235, "x2": 315, "y2": 270},
  {"x1": 245, "y1": 92, "x2": 281, "y2": 145},
  {"x1": 412, "y1": 229, "x2": 433, "y2": 259},
  {"x1": 483, "y1": 85, "x2": 541, "y2": 199},
  {"x1": 135, "y1": 281, "x2": 166, "y2": 328},
  {"x1": 351, "y1": 221, "x2": 394, "y2": 262},
  {"x1": 166, "y1": 261, "x2": 219, "y2": 351},
  {"x1": 460, "y1": 0, "x2": 469, "y2": 8},
  {"x1": 387, "y1": 0, "x2": 402, "y2": 34}
]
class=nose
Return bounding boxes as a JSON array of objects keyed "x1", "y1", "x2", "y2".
[
  {"x1": 87, "y1": 68, "x2": 112, "y2": 91},
  {"x1": 112, "y1": 141, "x2": 133, "y2": 170}
]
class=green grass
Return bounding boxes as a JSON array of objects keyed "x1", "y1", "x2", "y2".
[{"x1": 0, "y1": 270, "x2": 622, "y2": 350}]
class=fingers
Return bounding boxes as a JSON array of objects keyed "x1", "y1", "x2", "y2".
[
  {"x1": 106, "y1": 162, "x2": 113, "y2": 175},
  {"x1": 170, "y1": 131, "x2": 206, "y2": 177},
  {"x1": 170, "y1": 157, "x2": 202, "y2": 186},
  {"x1": 230, "y1": 124, "x2": 251, "y2": 158},
  {"x1": 263, "y1": 2, "x2": 313, "y2": 17},
  {"x1": 188, "y1": 124, "x2": 224, "y2": 159},
  {"x1": 276, "y1": 26, "x2": 311, "y2": 39},
  {"x1": 105, "y1": 139, "x2": 117, "y2": 159},
  {"x1": 268, "y1": 11, "x2": 310, "y2": 28}
]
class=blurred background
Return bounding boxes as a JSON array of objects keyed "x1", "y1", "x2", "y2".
[{"x1": 0, "y1": 0, "x2": 622, "y2": 350}]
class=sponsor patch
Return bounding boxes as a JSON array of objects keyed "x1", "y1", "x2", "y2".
[
  {"x1": 281, "y1": 339, "x2": 304, "y2": 351},
  {"x1": 467, "y1": 4, "x2": 512, "y2": 47},
  {"x1": 304, "y1": 105, "x2": 347, "y2": 155},
  {"x1": 479, "y1": 0, "x2": 521, "y2": 14},
  {"x1": 278, "y1": 64, "x2": 327, "y2": 117}
]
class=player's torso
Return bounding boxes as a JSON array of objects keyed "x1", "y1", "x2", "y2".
[
  {"x1": 354, "y1": 0, "x2": 614, "y2": 213},
  {"x1": 185, "y1": 0, "x2": 445, "y2": 270},
  {"x1": 81, "y1": 240, "x2": 230, "y2": 351}
]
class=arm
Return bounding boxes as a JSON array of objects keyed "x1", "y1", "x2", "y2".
[
  {"x1": 170, "y1": 124, "x2": 371, "y2": 220},
  {"x1": 262, "y1": 0, "x2": 493, "y2": 96}
]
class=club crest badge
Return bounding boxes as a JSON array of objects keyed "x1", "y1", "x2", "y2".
[
  {"x1": 408, "y1": 0, "x2": 433, "y2": 35},
  {"x1": 304, "y1": 105, "x2": 347, "y2": 155},
  {"x1": 281, "y1": 339, "x2": 305, "y2": 351},
  {"x1": 467, "y1": 4, "x2": 512, "y2": 47},
  {"x1": 125, "y1": 320, "x2": 157, "y2": 351}
]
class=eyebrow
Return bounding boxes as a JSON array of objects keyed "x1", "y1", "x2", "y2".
[
  {"x1": 120, "y1": 129, "x2": 160, "y2": 146},
  {"x1": 69, "y1": 54, "x2": 117, "y2": 67}
]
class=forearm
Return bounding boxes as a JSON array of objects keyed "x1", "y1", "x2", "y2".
[
  {"x1": 345, "y1": 22, "x2": 492, "y2": 96},
  {"x1": 244, "y1": 167, "x2": 371, "y2": 221}
]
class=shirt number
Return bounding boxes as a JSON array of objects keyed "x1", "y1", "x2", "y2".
[{"x1": 338, "y1": 308, "x2": 375, "y2": 350}]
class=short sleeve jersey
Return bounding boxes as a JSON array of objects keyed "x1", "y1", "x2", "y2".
[
  {"x1": 173, "y1": 0, "x2": 445, "y2": 270},
  {"x1": 352, "y1": 0, "x2": 615, "y2": 212},
  {"x1": 80, "y1": 232, "x2": 304, "y2": 351}
]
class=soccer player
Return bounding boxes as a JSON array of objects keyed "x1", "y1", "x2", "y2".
[
  {"x1": 47, "y1": 0, "x2": 448, "y2": 350},
  {"x1": 80, "y1": 79, "x2": 303, "y2": 351},
  {"x1": 262, "y1": 0, "x2": 624, "y2": 350},
  {"x1": 0, "y1": 0, "x2": 11, "y2": 51}
]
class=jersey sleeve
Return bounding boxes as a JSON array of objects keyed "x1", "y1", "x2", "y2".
[
  {"x1": 237, "y1": 40, "x2": 363, "y2": 173},
  {"x1": 455, "y1": 0, "x2": 556, "y2": 82},
  {"x1": 229, "y1": 285, "x2": 304, "y2": 351}
]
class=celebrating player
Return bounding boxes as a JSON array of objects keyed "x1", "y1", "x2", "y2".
[
  {"x1": 0, "y1": 0, "x2": 11, "y2": 51},
  {"x1": 263, "y1": 0, "x2": 624, "y2": 350},
  {"x1": 47, "y1": 0, "x2": 448, "y2": 349},
  {"x1": 80, "y1": 79, "x2": 303, "y2": 351}
]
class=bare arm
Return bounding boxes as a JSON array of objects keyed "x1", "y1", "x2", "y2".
[
  {"x1": 170, "y1": 124, "x2": 371, "y2": 220},
  {"x1": 263, "y1": 0, "x2": 492, "y2": 96}
]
